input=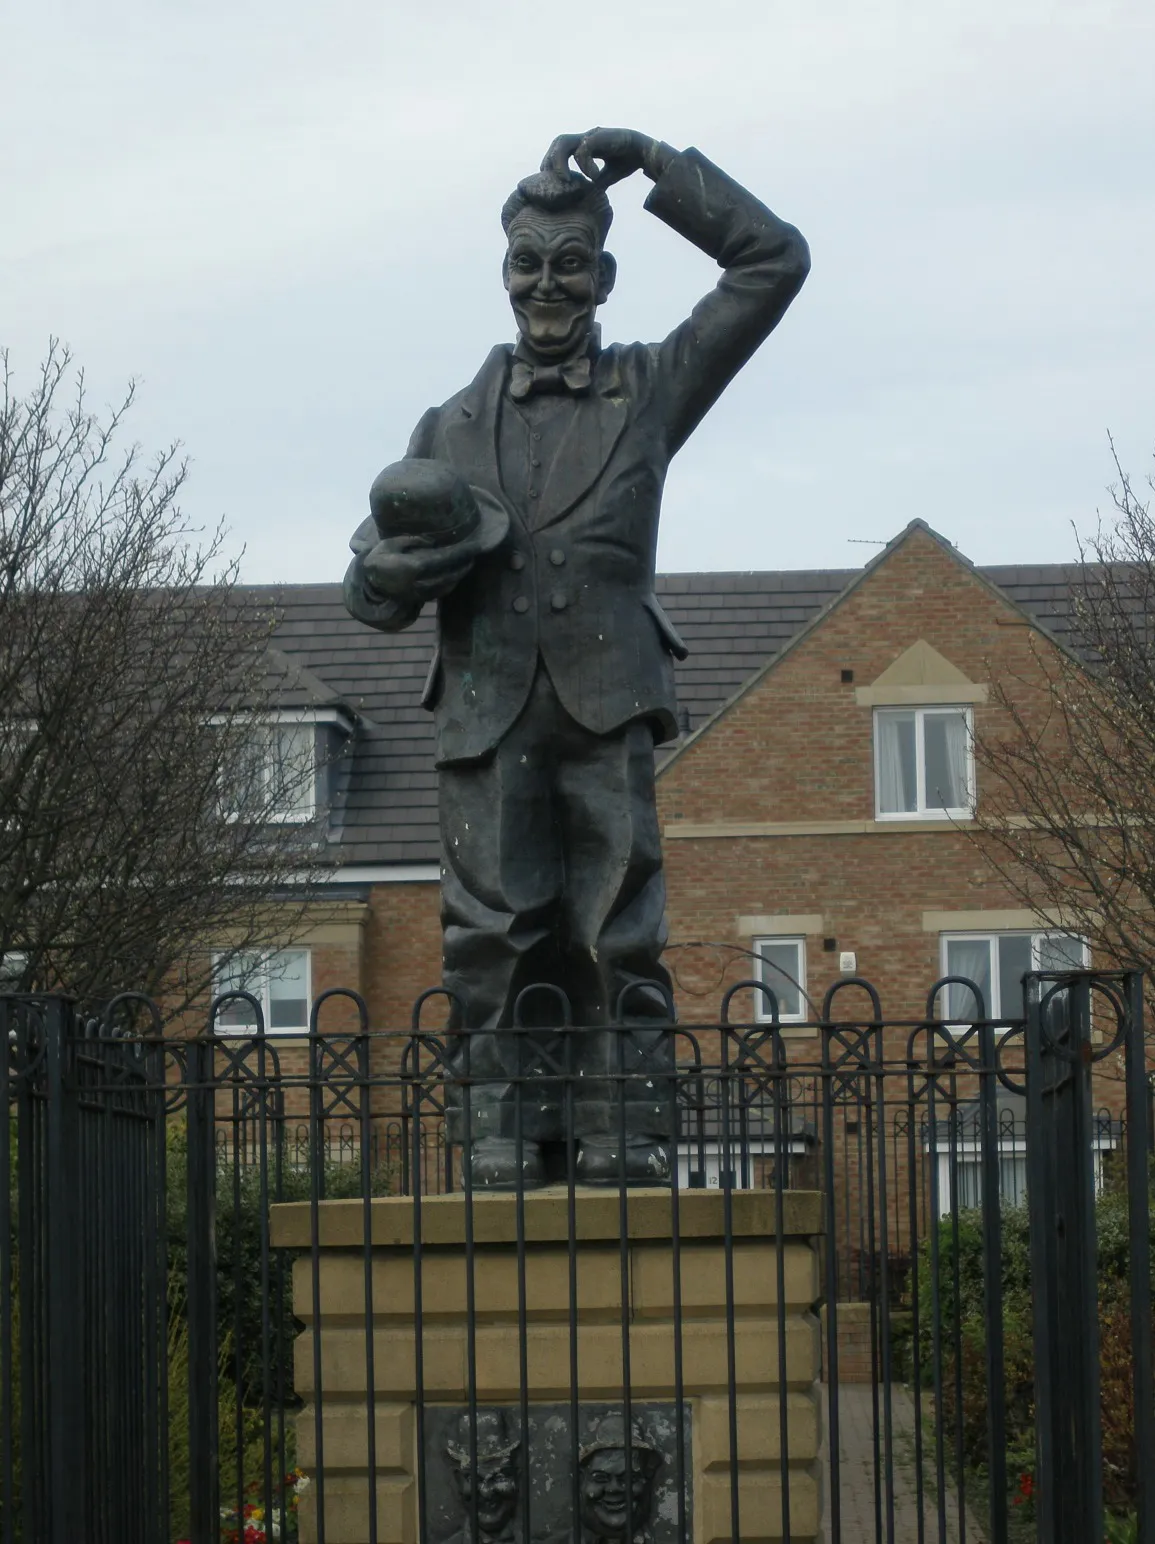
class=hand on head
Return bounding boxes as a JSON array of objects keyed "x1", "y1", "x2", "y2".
[{"x1": 540, "y1": 127, "x2": 653, "y2": 189}]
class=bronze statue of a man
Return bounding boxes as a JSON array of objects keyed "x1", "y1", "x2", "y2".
[{"x1": 344, "y1": 128, "x2": 809, "y2": 1188}]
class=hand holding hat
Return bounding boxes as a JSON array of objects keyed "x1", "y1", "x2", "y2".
[{"x1": 355, "y1": 459, "x2": 510, "y2": 605}]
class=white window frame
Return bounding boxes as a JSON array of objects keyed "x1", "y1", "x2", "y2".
[
  {"x1": 938, "y1": 929, "x2": 1090, "y2": 1025},
  {"x1": 873, "y1": 705, "x2": 975, "y2": 821},
  {"x1": 211, "y1": 948, "x2": 312, "y2": 1035},
  {"x1": 216, "y1": 717, "x2": 317, "y2": 824},
  {"x1": 752, "y1": 936, "x2": 807, "y2": 1023},
  {"x1": 928, "y1": 1130, "x2": 1115, "y2": 1216}
]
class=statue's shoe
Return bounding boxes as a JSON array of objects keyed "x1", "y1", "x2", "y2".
[
  {"x1": 575, "y1": 1138, "x2": 672, "y2": 1186},
  {"x1": 466, "y1": 1137, "x2": 545, "y2": 1190}
]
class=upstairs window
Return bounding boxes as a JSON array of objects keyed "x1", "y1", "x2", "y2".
[
  {"x1": 940, "y1": 931, "x2": 1088, "y2": 1022},
  {"x1": 221, "y1": 720, "x2": 316, "y2": 823},
  {"x1": 212, "y1": 948, "x2": 311, "y2": 1034},
  {"x1": 874, "y1": 706, "x2": 973, "y2": 819},
  {"x1": 753, "y1": 936, "x2": 806, "y2": 1023}
]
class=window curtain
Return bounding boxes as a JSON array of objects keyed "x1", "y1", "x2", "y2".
[
  {"x1": 941, "y1": 709, "x2": 969, "y2": 807},
  {"x1": 923, "y1": 709, "x2": 970, "y2": 811},
  {"x1": 877, "y1": 712, "x2": 916, "y2": 813},
  {"x1": 944, "y1": 936, "x2": 993, "y2": 1019}
]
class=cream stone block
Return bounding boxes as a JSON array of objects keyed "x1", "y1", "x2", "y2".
[
  {"x1": 295, "y1": 1245, "x2": 629, "y2": 1323},
  {"x1": 295, "y1": 1399, "x2": 413, "y2": 1472},
  {"x1": 469, "y1": 1317, "x2": 820, "y2": 1401},
  {"x1": 296, "y1": 1474, "x2": 415, "y2": 1544},
  {"x1": 295, "y1": 1325, "x2": 465, "y2": 1398},
  {"x1": 272, "y1": 1188, "x2": 824, "y2": 1250},
  {"x1": 297, "y1": 1317, "x2": 818, "y2": 1402},
  {"x1": 696, "y1": 1389, "x2": 822, "y2": 1465},
  {"x1": 631, "y1": 1239, "x2": 819, "y2": 1317},
  {"x1": 698, "y1": 1462, "x2": 823, "y2": 1543}
]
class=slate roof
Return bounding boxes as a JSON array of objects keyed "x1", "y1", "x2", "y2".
[{"x1": 253, "y1": 550, "x2": 1090, "y2": 867}]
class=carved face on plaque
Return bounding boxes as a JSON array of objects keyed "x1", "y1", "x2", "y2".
[
  {"x1": 577, "y1": 1416, "x2": 662, "y2": 1542},
  {"x1": 445, "y1": 1410, "x2": 521, "y2": 1539}
]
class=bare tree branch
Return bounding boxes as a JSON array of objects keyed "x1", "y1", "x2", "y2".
[
  {"x1": 972, "y1": 443, "x2": 1155, "y2": 998},
  {"x1": 0, "y1": 342, "x2": 331, "y2": 1012}
]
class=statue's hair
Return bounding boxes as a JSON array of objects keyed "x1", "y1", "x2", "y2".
[{"x1": 500, "y1": 170, "x2": 613, "y2": 247}]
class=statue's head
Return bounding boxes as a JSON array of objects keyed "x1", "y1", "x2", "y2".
[
  {"x1": 501, "y1": 171, "x2": 616, "y2": 362},
  {"x1": 445, "y1": 1410, "x2": 521, "y2": 1537}
]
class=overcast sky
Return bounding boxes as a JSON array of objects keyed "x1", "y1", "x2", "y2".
[{"x1": 3, "y1": 0, "x2": 1153, "y2": 581}]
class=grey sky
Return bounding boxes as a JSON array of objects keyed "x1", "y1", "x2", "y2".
[{"x1": 3, "y1": 0, "x2": 1153, "y2": 580}]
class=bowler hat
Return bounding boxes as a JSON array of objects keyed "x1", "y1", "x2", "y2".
[
  {"x1": 579, "y1": 1413, "x2": 662, "y2": 1474},
  {"x1": 444, "y1": 1408, "x2": 521, "y2": 1467},
  {"x1": 369, "y1": 458, "x2": 509, "y2": 558}
]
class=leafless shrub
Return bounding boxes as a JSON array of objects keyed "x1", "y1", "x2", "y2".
[{"x1": 0, "y1": 342, "x2": 328, "y2": 1010}]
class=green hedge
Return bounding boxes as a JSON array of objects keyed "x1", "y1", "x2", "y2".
[
  {"x1": 164, "y1": 1118, "x2": 396, "y2": 1404},
  {"x1": 916, "y1": 1163, "x2": 1154, "y2": 1524}
]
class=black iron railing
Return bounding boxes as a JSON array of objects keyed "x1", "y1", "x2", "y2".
[{"x1": 1, "y1": 971, "x2": 1152, "y2": 1544}]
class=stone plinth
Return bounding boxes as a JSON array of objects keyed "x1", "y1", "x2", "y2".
[{"x1": 270, "y1": 1189, "x2": 825, "y2": 1544}]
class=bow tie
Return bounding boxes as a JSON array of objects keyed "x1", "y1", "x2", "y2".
[{"x1": 509, "y1": 355, "x2": 592, "y2": 401}]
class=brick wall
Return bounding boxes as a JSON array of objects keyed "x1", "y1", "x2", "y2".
[
  {"x1": 656, "y1": 529, "x2": 1122, "y2": 1065},
  {"x1": 653, "y1": 527, "x2": 1129, "y2": 1245}
]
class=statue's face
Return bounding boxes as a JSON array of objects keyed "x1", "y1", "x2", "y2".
[
  {"x1": 504, "y1": 209, "x2": 609, "y2": 361},
  {"x1": 452, "y1": 1456, "x2": 519, "y2": 1534},
  {"x1": 578, "y1": 1450, "x2": 654, "y2": 1539}
]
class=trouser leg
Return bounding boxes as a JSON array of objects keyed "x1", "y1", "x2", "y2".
[
  {"x1": 553, "y1": 715, "x2": 675, "y2": 1147},
  {"x1": 438, "y1": 669, "x2": 675, "y2": 1157},
  {"x1": 439, "y1": 673, "x2": 566, "y2": 1142}
]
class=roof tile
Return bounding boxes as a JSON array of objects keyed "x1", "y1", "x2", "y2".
[{"x1": 255, "y1": 563, "x2": 1086, "y2": 866}]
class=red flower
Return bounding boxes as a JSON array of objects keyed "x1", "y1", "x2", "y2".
[{"x1": 1012, "y1": 1471, "x2": 1035, "y2": 1508}]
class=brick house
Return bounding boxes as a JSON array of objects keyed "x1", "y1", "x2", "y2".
[
  {"x1": 238, "y1": 520, "x2": 1090, "y2": 1020},
  {"x1": 220, "y1": 520, "x2": 1126, "y2": 1206}
]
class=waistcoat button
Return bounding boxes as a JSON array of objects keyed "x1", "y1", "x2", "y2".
[
  {"x1": 550, "y1": 591, "x2": 567, "y2": 612},
  {"x1": 513, "y1": 596, "x2": 529, "y2": 614},
  {"x1": 509, "y1": 552, "x2": 526, "y2": 572},
  {"x1": 548, "y1": 548, "x2": 566, "y2": 567}
]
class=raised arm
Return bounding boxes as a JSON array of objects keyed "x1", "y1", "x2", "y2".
[{"x1": 543, "y1": 128, "x2": 810, "y2": 455}]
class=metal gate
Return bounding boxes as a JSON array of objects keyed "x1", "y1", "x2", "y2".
[
  {"x1": 1, "y1": 971, "x2": 1152, "y2": 1543},
  {"x1": 0, "y1": 996, "x2": 169, "y2": 1541}
]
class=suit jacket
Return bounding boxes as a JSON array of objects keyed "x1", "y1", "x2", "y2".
[{"x1": 345, "y1": 147, "x2": 810, "y2": 767}]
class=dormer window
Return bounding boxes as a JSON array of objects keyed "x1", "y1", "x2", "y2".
[
  {"x1": 249, "y1": 722, "x2": 316, "y2": 822},
  {"x1": 216, "y1": 716, "x2": 317, "y2": 824}
]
